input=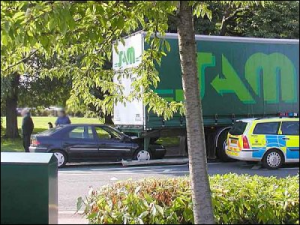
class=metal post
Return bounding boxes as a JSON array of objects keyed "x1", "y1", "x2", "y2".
[
  {"x1": 179, "y1": 136, "x2": 187, "y2": 156},
  {"x1": 143, "y1": 137, "x2": 150, "y2": 151}
]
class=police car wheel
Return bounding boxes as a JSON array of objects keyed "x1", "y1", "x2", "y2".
[{"x1": 262, "y1": 149, "x2": 284, "y2": 170}]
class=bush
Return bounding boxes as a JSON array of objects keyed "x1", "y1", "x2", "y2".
[{"x1": 78, "y1": 174, "x2": 299, "y2": 224}]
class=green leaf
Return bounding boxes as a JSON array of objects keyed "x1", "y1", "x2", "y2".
[
  {"x1": 76, "y1": 197, "x2": 83, "y2": 212},
  {"x1": 165, "y1": 40, "x2": 170, "y2": 52},
  {"x1": 4, "y1": 21, "x2": 10, "y2": 33},
  {"x1": 87, "y1": 212, "x2": 97, "y2": 219},
  {"x1": 68, "y1": 17, "x2": 76, "y2": 30},
  {"x1": 155, "y1": 205, "x2": 164, "y2": 216},
  {"x1": 48, "y1": 18, "x2": 56, "y2": 31},
  {"x1": 139, "y1": 211, "x2": 149, "y2": 219},
  {"x1": 86, "y1": 7, "x2": 92, "y2": 16},
  {"x1": 117, "y1": 18, "x2": 124, "y2": 28},
  {"x1": 12, "y1": 11, "x2": 25, "y2": 20},
  {"x1": 27, "y1": 30, "x2": 34, "y2": 37},
  {"x1": 40, "y1": 36, "x2": 49, "y2": 49},
  {"x1": 1, "y1": 34, "x2": 8, "y2": 46}
]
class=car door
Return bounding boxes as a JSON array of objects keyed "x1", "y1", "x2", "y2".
[
  {"x1": 250, "y1": 122, "x2": 280, "y2": 158},
  {"x1": 93, "y1": 126, "x2": 133, "y2": 161},
  {"x1": 279, "y1": 121, "x2": 299, "y2": 161},
  {"x1": 63, "y1": 125, "x2": 100, "y2": 161}
]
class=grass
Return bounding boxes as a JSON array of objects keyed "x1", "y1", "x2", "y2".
[
  {"x1": 156, "y1": 137, "x2": 180, "y2": 147},
  {"x1": 1, "y1": 138, "x2": 23, "y2": 152},
  {"x1": 1, "y1": 116, "x2": 103, "y2": 152}
]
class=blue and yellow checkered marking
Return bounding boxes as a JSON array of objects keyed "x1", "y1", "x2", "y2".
[
  {"x1": 251, "y1": 135, "x2": 299, "y2": 160},
  {"x1": 286, "y1": 147, "x2": 299, "y2": 159}
]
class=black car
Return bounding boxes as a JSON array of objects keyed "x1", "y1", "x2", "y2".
[{"x1": 29, "y1": 124, "x2": 166, "y2": 167}]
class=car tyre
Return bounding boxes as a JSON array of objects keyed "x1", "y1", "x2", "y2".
[
  {"x1": 262, "y1": 149, "x2": 284, "y2": 170},
  {"x1": 51, "y1": 150, "x2": 67, "y2": 168},
  {"x1": 134, "y1": 149, "x2": 152, "y2": 161}
]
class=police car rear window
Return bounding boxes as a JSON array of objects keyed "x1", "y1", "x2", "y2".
[
  {"x1": 229, "y1": 121, "x2": 247, "y2": 135},
  {"x1": 253, "y1": 122, "x2": 280, "y2": 135}
]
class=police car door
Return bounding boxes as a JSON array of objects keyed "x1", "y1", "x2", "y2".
[{"x1": 279, "y1": 121, "x2": 299, "y2": 161}]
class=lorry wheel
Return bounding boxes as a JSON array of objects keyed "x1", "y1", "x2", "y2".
[
  {"x1": 216, "y1": 130, "x2": 234, "y2": 162},
  {"x1": 262, "y1": 149, "x2": 284, "y2": 170}
]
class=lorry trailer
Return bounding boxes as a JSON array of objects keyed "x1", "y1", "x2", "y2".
[{"x1": 112, "y1": 31, "x2": 299, "y2": 161}]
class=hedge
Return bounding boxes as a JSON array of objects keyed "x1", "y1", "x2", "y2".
[{"x1": 77, "y1": 174, "x2": 299, "y2": 224}]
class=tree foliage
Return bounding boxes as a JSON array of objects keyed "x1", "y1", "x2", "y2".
[
  {"x1": 168, "y1": 1, "x2": 299, "y2": 38},
  {"x1": 191, "y1": 1, "x2": 299, "y2": 38},
  {"x1": 233, "y1": 1, "x2": 299, "y2": 38},
  {"x1": 18, "y1": 51, "x2": 72, "y2": 108},
  {"x1": 2, "y1": 1, "x2": 297, "y2": 120},
  {"x1": 1, "y1": 1, "x2": 182, "y2": 119},
  {"x1": 3, "y1": 1, "x2": 295, "y2": 119}
]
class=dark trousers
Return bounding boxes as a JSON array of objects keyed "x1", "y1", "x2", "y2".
[{"x1": 23, "y1": 135, "x2": 31, "y2": 153}]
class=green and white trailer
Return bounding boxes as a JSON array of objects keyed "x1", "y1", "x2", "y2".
[{"x1": 113, "y1": 31, "x2": 299, "y2": 161}]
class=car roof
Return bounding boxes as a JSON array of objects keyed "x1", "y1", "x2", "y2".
[{"x1": 255, "y1": 117, "x2": 299, "y2": 122}]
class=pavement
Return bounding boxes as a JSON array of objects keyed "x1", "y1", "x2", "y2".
[
  {"x1": 59, "y1": 211, "x2": 87, "y2": 224},
  {"x1": 57, "y1": 160, "x2": 299, "y2": 224}
]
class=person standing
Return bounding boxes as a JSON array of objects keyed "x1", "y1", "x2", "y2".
[
  {"x1": 55, "y1": 109, "x2": 71, "y2": 127},
  {"x1": 21, "y1": 108, "x2": 34, "y2": 153}
]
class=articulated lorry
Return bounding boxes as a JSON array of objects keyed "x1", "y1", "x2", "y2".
[{"x1": 112, "y1": 31, "x2": 299, "y2": 161}]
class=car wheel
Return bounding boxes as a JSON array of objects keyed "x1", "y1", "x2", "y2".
[
  {"x1": 262, "y1": 149, "x2": 284, "y2": 170},
  {"x1": 134, "y1": 149, "x2": 152, "y2": 161},
  {"x1": 51, "y1": 150, "x2": 67, "y2": 168}
]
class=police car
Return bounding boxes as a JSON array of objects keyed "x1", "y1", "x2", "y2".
[{"x1": 225, "y1": 113, "x2": 299, "y2": 169}]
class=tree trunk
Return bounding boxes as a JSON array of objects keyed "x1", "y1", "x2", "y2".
[
  {"x1": 177, "y1": 2, "x2": 214, "y2": 224},
  {"x1": 104, "y1": 113, "x2": 113, "y2": 125},
  {"x1": 5, "y1": 74, "x2": 20, "y2": 138}
]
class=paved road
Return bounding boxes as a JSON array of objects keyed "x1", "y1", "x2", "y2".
[{"x1": 58, "y1": 161, "x2": 299, "y2": 212}]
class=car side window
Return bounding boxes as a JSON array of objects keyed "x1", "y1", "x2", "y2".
[
  {"x1": 68, "y1": 126, "x2": 93, "y2": 139},
  {"x1": 281, "y1": 122, "x2": 299, "y2": 135},
  {"x1": 95, "y1": 127, "x2": 111, "y2": 139},
  {"x1": 253, "y1": 122, "x2": 280, "y2": 135}
]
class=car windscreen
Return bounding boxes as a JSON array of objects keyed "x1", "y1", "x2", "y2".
[
  {"x1": 229, "y1": 121, "x2": 248, "y2": 135},
  {"x1": 38, "y1": 126, "x2": 63, "y2": 136},
  {"x1": 108, "y1": 126, "x2": 130, "y2": 138},
  {"x1": 104, "y1": 127, "x2": 124, "y2": 140}
]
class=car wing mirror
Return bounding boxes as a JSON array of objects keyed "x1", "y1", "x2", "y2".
[{"x1": 122, "y1": 136, "x2": 131, "y2": 142}]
